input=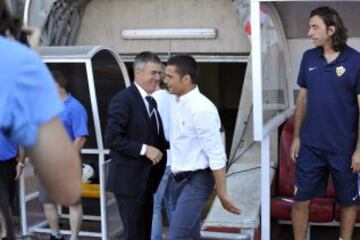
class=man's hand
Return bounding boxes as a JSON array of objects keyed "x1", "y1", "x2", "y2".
[
  {"x1": 15, "y1": 162, "x2": 25, "y2": 180},
  {"x1": 218, "y1": 193, "x2": 241, "y2": 215},
  {"x1": 145, "y1": 145, "x2": 163, "y2": 165},
  {"x1": 351, "y1": 148, "x2": 360, "y2": 173},
  {"x1": 22, "y1": 26, "x2": 41, "y2": 50},
  {"x1": 15, "y1": 147, "x2": 26, "y2": 180},
  {"x1": 212, "y1": 168, "x2": 241, "y2": 215},
  {"x1": 290, "y1": 137, "x2": 301, "y2": 162}
]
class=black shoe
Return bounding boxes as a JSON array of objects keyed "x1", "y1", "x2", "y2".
[{"x1": 49, "y1": 235, "x2": 65, "y2": 240}]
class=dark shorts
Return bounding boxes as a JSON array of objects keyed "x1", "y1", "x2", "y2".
[
  {"x1": 38, "y1": 179, "x2": 56, "y2": 204},
  {"x1": 0, "y1": 158, "x2": 17, "y2": 205},
  {"x1": 295, "y1": 144, "x2": 360, "y2": 206},
  {"x1": 38, "y1": 165, "x2": 82, "y2": 204},
  {"x1": 38, "y1": 179, "x2": 82, "y2": 205}
]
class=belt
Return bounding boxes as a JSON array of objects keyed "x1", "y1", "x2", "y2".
[{"x1": 171, "y1": 167, "x2": 211, "y2": 183}]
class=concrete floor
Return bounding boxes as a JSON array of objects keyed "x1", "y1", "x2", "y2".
[
  {"x1": 12, "y1": 164, "x2": 123, "y2": 240},
  {"x1": 271, "y1": 220, "x2": 360, "y2": 240},
  {"x1": 16, "y1": 158, "x2": 360, "y2": 240},
  {"x1": 11, "y1": 197, "x2": 360, "y2": 240}
]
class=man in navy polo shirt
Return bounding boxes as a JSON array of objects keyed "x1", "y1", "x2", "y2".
[{"x1": 290, "y1": 6, "x2": 360, "y2": 240}]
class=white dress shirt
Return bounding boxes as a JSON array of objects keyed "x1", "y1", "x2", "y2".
[
  {"x1": 153, "y1": 89, "x2": 172, "y2": 166},
  {"x1": 134, "y1": 82, "x2": 159, "y2": 155},
  {"x1": 169, "y1": 86, "x2": 226, "y2": 172},
  {"x1": 134, "y1": 82, "x2": 152, "y2": 115},
  {"x1": 153, "y1": 89, "x2": 171, "y2": 141}
]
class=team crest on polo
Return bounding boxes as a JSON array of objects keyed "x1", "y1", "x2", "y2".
[{"x1": 336, "y1": 66, "x2": 346, "y2": 77}]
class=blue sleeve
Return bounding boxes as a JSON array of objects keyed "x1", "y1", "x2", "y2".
[
  {"x1": 0, "y1": 133, "x2": 18, "y2": 160},
  {"x1": 7, "y1": 50, "x2": 63, "y2": 148},
  {"x1": 70, "y1": 102, "x2": 89, "y2": 138},
  {"x1": 297, "y1": 53, "x2": 307, "y2": 88}
]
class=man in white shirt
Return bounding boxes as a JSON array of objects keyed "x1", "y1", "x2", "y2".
[
  {"x1": 151, "y1": 78, "x2": 176, "y2": 240},
  {"x1": 164, "y1": 55, "x2": 240, "y2": 239}
]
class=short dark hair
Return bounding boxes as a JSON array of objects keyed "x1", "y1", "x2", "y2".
[
  {"x1": 167, "y1": 55, "x2": 198, "y2": 84},
  {"x1": 0, "y1": 1, "x2": 18, "y2": 37},
  {"x1": 51, "y1": 70, "x2": 67, "y2": 91},
  {"x1": 310, "y1": 6, "x2": 348, "y2": 52},
  {"x1": 133, "y1": 51, "x2": 161, "y2": 72}
]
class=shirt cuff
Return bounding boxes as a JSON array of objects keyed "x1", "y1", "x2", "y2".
[
  {"x1": 209, "y1": 158, "x2": 226, "y2": 170},
  {"x1": 140, "y1": 144, "x2": 147, "y2": 155}
]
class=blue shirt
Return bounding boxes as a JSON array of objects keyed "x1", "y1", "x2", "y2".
[
  {"x1": 298, "y1": 46, "x2": 360, "y2": 154},
  {"x1": 0, "y1": 36, "x2": 63, "y2": 148},
  {"x1": 0, "y1": 133, "x2": 17, "y2": 161},
  {"x1": 60, "y1": 95, "x2": 88, "y2": 141}
]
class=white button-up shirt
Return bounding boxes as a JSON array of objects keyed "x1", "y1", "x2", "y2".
[
  {"x1": 170, "y1": 86, "x2": 226, "y2": 172},
  {"x1": 134, "y1": 82, "x2": 151, "y2": 115},
  {"x1": 134, "y1": 82, "x2": 159, "y2": 154},
  {"x1": 153, "y1": 89, "x2": 172, "y2": 166}
]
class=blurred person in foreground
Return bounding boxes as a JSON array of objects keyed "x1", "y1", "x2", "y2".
[
  {"x1": 0, "y1": 0, "x2": 81, "y2": 207},
  {"x1": 151, "y1": 68, "x2": 176, "y2": 240}
]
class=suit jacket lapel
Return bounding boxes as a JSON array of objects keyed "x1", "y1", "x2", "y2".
[
  {"x1": 130, "y1": 84, "x2": 152, "y2": 125},
  {"x1": 130, "y1": 84, "x2": 165, "y2": 137}
]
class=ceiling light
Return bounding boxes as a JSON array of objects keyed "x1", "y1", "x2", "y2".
[{"x1": 121, "y1": 28, "x2": 217, "y2": 40}]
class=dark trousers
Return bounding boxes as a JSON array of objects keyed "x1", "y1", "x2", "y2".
[
  {"x1": 115, "y1": 193, "x2": 154, "y2": 240},
  {"x1": 0, "y1": 158, "x2": 17, "y2": 205},
  {"x1": 0, "y1": 158, "x2": 17, "y2": 240},
  {"x1": 168, "y1": 170, "x2": 215, "y2": 240}
]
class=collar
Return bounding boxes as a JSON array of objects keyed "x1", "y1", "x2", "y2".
[
  {"x1": 177, "y1": 85, "x2": 199, "y2": 103},
  {"x1": 314, "y1": 47, "x2": 324, "y2": 58},
  {"x1": 63, "y1": 94, "x2": 72, "y2": 104},
  {"x1": 134, "y1": 82, "x2": 150, "y2": 99},
  {"x1": 316, "y1": 46, "x2": 349, "y2": 63},
  {"x1": 336, "y1": 46, "x2": 349, "y2": 63}
]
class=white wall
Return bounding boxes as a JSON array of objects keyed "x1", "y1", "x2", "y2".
[
  {"x1": 76, "y1": 0, "x2": 250, "y2": 54},
  {"x1": 276, "y1": 2, "x2": 360, "y2": 39}
]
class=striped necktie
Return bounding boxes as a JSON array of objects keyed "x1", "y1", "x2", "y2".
[{"x1": 145, "y1": 96, "x2": 159, "y2": 134}]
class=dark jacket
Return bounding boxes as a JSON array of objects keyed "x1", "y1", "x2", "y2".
[{"x1": 105, "y1": 84, "x2": 167, "y2": 197}]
